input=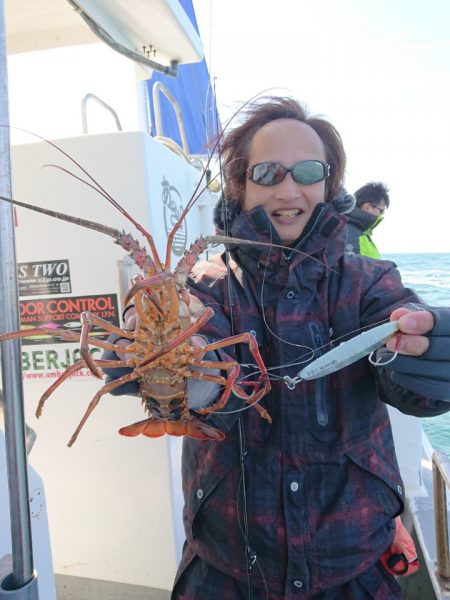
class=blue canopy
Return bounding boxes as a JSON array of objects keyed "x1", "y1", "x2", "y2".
[{"x1": 146, "y1": 0, "x2": 219, "y2": 155}]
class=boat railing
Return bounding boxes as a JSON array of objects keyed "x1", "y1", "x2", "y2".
[
  {"x1": 81, "y1": 93, "x2": 122, "y2": 133},
  {"x1": 432, "y1": 451, "x2": 450, "y2": 582},
  {"x1": 152, "y1": 81, "x2": 189, "y2": 154},
  {"x1": 151, "y1": 81, "x2": 205, "y2": 172}
]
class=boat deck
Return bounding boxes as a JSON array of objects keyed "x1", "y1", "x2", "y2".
[{"x1": 401, "y1": 437, "x2": 450, "y2": 599}]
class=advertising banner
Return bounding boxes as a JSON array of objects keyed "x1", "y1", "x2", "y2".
[
  {"x1": 18, "y1": 259, "x2": 72, "y2": 296},
  {"x1": 19, "y1": 293, "x2": 120, "y2": 377},
  {"x1": 19, "y1": 293, "x2": 120, "y2": 345}
]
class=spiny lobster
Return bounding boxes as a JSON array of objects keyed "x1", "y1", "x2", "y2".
[{"x1": 0, "y1": 132, "x2": 272, "y2": 446}]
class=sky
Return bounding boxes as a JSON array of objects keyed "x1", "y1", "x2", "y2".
[
  {"x1": 192, "y1": 0, "x2": 450, "y2": 254},
  {"x1": 6, "y1": 0, "x2": 450, "y2": 253}
]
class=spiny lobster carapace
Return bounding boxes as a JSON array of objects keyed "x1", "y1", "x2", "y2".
[{"x1": 0, "y1": 133, "x2": 272, "y2": 446}]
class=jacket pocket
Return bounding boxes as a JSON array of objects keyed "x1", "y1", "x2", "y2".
[
  {"x1": 345, "y1": 442, "x2": 404, "y2": 518},
  {"x1": 309, "y1": 443, "x2": 403, "y2": 569},
  {"x1": 182, "y1": 431, "x2": 241, "y2": 546}
]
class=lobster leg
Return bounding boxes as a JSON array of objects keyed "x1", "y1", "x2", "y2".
[
  {"x1": 185, "y1": 357, "x2": 271, "y2": 422},
  {"x1": 36, "y1": 361, "x2": 86, "y2": 417},
  {"x1": 193, "y1": 365, "x2": 271, "y2": 423},
  {"x1": 79, "y1": 311, "x2": 135, "y2": 378},
  {"x1": 190, "y1": 333, "x2": 271, "y2": 422},
  {"x1": 199, "y1": 332, "x2": 269, "y2": 383},
  {"x1": 80, "y1": 313, "x2": 103, "y2": 379},
  {"x1": 67, "y1": 364, "x2": 143, "y2": 446},
  {"x1": 0, "y1": 327, "x2": 80, "y2": 344},
  {"x1": 0, "y1": 326, "x2": 130, "y2": 352},
  {"x1": 133, "y1": 284, "x2": 173, "y2": 324},
  {"x1": 35, "y1": 357, "x2": 130, "y2": 418},
  {"x1": 80, "y1": 312, "x2": 135, "y2": 339},
  {"x1": 123, "y1": 272, "x2": 172, "y2": 306}
]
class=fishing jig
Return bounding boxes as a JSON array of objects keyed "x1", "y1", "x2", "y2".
[{"x1": 283, "y1": 320, "x2": 399, "y2": 389}]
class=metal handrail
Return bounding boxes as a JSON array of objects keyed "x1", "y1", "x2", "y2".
[
  {"x1": 432, "y1": 451, "x2": 450, "y2": 580},
  {"x1": 81, "y1": 93, "x2": 122, "y2": 134},
  {"x1": 152, "y1": 81, "x2": 190, "y2": 156}
]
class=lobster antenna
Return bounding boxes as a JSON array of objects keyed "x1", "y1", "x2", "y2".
[
  {"x1": 164, "y1": 88, "x2": 278, "y2": 271},
  {"x1": 0, "y1": 194, "x2": 157, "y2": 272},
  {"x1": 42, "y1": 162, "x2": 163, "y2": 271},
  {"x1": 0, "y1": 124, "x2": 164, "y2": 271},
  {"x1": 205, "y1": 235, "x2": 338, "y2": 273},
  {"x1": 0, "y1": 195, "x2": 118, "y2": 238},
  {"x1": 0, "y1": 193, "x2": 334, "y2": 276},
  {"x1": 41, "y1": 164, "x2": 122, "y2": 208}
]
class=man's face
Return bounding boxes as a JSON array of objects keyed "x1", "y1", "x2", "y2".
[
  {"x1": 244, "y1": 119, "x2": 327, "y2": 244},
  {"x1": 360, "y1": 201, "x2": 386, "y2": 217}
]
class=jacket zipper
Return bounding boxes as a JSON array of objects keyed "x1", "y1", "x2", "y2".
[
  {"x1": 285, "y1": 205, "x2": 326, "y2": 262},
  {"x1": 309, "y1": 322, "x2": 328, "y2": 426}
]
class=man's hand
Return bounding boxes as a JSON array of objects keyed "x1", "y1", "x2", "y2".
[
  {"x1": 378, "y1": 306, "x2": 450, "y2": 401},
  {"x1": 387, "y1": 307, "x2": 433, "y2": 356}
]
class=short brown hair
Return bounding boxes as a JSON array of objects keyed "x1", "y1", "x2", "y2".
[
  {"x1": 220, "y1": 96, "x2": 346, "y2": 204},
  {"x1": 354, "y1": 182, "x2": 390, "y2": 209}
]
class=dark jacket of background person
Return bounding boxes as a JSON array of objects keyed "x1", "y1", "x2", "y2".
[
  {"x1": 345, "y1": 181, "x2": 390, "y2": 259},
  {"x1": 174, "y1": 199, "x2": 449, "y2": 599},
  {"x1": 345, "y1": 206, "x2": 383, "y2": 258}
]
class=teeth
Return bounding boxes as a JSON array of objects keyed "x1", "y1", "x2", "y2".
[{"x1": 274, "y1": 209, "x2": 300, "y2": 217}]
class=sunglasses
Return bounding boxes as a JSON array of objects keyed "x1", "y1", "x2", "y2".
[
  {"x1": 371, "y1": 204, "x2": 386, "y2": 215},
  {"x1": 247, "y1": 160, "x2": 330, "y2": 187}
]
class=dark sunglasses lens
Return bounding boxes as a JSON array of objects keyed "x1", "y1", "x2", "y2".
[
  {"x1": 292, "y1": 161, "x2": 325, "y2": 184},
  {"x1": 251, "y1": 162, "x2": 283, "y2": 185}
]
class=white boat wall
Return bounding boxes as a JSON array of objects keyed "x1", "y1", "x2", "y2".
[
  {"x1": 8, "y1": 130, "x2": 215, "y2": 597},
  {"x1": 1, "y1": 2, "x2": 449, "y2": 600},
  {"x1": 1, "y1": 1, "x2": 219, "y2": 598}
]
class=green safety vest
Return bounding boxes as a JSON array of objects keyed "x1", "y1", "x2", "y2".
[{"x1": 359, "y1": 214, "x2": 383, "y2": 259}]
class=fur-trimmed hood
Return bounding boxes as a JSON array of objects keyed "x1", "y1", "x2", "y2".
[{"x1": 213, "y1": 189, "x2": 355, "y2": 235}]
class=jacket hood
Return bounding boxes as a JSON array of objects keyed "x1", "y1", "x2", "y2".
[
  {"x1": 213, "y1": 200, "x2": 349, "y2": 293},
  {"x1": 213, "y1": 189, "x2": 355, "y2": 235}
]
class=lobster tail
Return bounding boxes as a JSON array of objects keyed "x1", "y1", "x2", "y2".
[
  {"x1": 183, "y1": 418, "x2": 225, "y2": 441},
  {"x1": 118, "y1": 417, "x2": 224, "y2": 440}
]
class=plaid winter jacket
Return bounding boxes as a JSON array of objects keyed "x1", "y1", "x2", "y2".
[{"x1": 177, "y1": 202, "x2": 448, "y2": 599}]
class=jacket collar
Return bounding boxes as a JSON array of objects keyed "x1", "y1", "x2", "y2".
[
  {"x1": 221, "y1": 203, "x2": 348, "y2": 290},
  {"x1": 347, "y1": 206, "x2": 383, "y2": 233},
  {"x1": 212, "y1": 189, "x2": 354, "y2": 288},
  {"x1": 213, "y1": 189, "x2": 355, "y2": 237}
]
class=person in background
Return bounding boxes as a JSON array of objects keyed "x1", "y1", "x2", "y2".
[
  {"x1": 345, "y1": 181, "x2": 390, "y2": 258},
  {"x1": 104, "y1": 97, "x2": 450, "y2": 599}
]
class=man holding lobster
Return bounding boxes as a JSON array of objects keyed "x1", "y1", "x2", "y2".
[{"x1": 106, "y1": 97, "x2": 450, "y2": 600}]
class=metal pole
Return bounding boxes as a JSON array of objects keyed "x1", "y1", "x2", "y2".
[
  {"x1": 432, "y1": 451, "x2": 450, "y2": 580},
  {"x1": 0, "y1": 1, "x2": 38, "y2": 595}
]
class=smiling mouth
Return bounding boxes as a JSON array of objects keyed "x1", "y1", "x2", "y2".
[{"x1": 272, "y1": 208, "x2": 302, "y2": 217}]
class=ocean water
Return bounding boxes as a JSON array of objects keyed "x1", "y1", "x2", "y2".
[{"x1": 384, "y1": 253, "x2": 450, "y2": 456}]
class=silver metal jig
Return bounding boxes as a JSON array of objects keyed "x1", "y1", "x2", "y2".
[{"x1": 283, "y1": 320, "x2": 399, "y2": 388}]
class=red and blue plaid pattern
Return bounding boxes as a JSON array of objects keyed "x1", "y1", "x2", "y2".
[{"x1": 174, "y1": 205, "x2": 441, "y2": 598}]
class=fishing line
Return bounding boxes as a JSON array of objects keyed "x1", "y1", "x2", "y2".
[
  {"x1": 211, "y1": 316, "x2": 395, "y2": 418},
  {"x1": 257, "y1": 213, "x2": 316, "y2": 351},
  {"x1": 236, "y1": 317, "x2": 394, "y2": 379},
  {"x1": 211, "y1": 79, "x2": 257, "y2": 600},
  {"x1": 236, "y1": 470, "x2": 270, "y2": 600}
]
